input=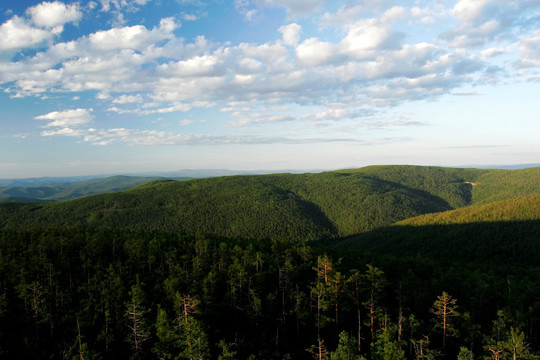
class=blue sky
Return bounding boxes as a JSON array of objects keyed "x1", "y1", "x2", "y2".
[{"x1": 1, "y1": 0, "x2": 539, "y2": 178}]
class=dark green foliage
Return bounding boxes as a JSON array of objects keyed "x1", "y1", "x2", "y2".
[
  {"x1": 1, "y1": 165, "x2": 540, "y2": 359},
  {"x1": 342, "y1": 165, "x2": 488, "y2": 208},
  {"x1": 6, "y1": 165, "x2": 536, "y2": 240}
]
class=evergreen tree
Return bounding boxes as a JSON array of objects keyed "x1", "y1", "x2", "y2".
[
  {"x1": 456, "y1": 347, "x2": 474, "y2": 360},
  {"x1": 371, "y1": 322, "x2": 405, "y2": 360},
  {"x1": 431, "y1": 291, "x2": 459, "y2": 351},
  {"x1": 125, "y1": 278, "x2": 150, "y2": 355},
  {"x1": 330, "y1": 331, "x2": 365, "y2": 360}
]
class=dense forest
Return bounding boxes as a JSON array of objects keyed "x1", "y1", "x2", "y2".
[{"x1": 0, "y1": 165, "x2": 539, "y2": 359}]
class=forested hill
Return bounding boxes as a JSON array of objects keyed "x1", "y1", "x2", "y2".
[
  {"x1": 0, "y1": 165, "x2": 539, "y2": 240},
  {"x1": 334, "y1": 193, "x2": 540, "y2": 254},
  {"x1": 1, "y1": 165, "x2": 540, "y2": 359}
]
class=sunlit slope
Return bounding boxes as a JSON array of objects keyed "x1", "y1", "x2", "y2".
[
  {"x1": 471, "y1": 167, "x2": 540, "y2": 205},
  {"x1": 336, "y1": 194, "x2": 540, "y2": 261},
  {"x1": 397, "y1": 193, "x2": 540, "y2": 226}
]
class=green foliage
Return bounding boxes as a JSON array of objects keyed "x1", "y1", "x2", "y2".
[
  {"x1": 371, "y1": 323, "x2": 405, "y2": 360},
  {"x1": 330, "y1": 331, "x2": 365, "y2": 360},
  {"x1": 396, "y1": 194, "x2": 540, "y2": 226},
  {"x1": 0, "y1": 227, "x2": 540, "y2": 359},
  {"x1": 457, "y1": 347, "x2": 474, "y2": 360},
  {"x1": 472, "y1": 167, "x2": 540, "y2": 205},
  {"x1": 4, "y1": 165, "x2": 531, "y2": 240},
  {"x1": 1, "y1": 165, "x2": 540, "y2": 359}
]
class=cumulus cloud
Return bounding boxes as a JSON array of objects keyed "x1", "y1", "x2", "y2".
[
  {"x1": 296, "y1": 38, "x2": 336, "y2": 67},
  {"x1": 0, "y1": 16, "x2": 54, "y2": 52},
  {"x1": 339, "y1": 17, "x2": 403, "y2": 60},
  {"x1": 88, "y1": 18, "x2": 177, "y2": 51},
  {"x1": 35, "y1": 108, "x2": 94, "y2": 127},
  {"x1": 27, "y1": 1, "x2": 82, "y2": 28},
  {"x1": 279, "y1": 23, "x2": 301, "y2": 46},
  {"x1": 452, "y1": 0, "x2": 496, "y2": 23},
  {"x1": 443, "y1": 0, "x2": 540, "y2": 49},
  {"x1": 3, "y1": 0, "x2": 540, "y2": 146},
  {"x1": 0, "y1": 2, "x2": 81, "y2": 53}
]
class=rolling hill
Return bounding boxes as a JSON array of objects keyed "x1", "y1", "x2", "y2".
[
  {"x1": 0, "y1": 165, "x2": 538, "y2": 240},
  {"x1": 334, "y1": 194, "x2": 540, "y2": 265},
  {"x1": 1, "y1": 165, "x2": 540, "y2": 360}
]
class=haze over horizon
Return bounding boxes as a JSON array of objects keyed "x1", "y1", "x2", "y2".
[{"x1": 1, "y1": 0, "x2": 539, "y2": 178}]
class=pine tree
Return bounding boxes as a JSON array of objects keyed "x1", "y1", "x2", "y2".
[
  {"x1": 125, "y1": 278, "x2": 150, "y2": 354},
  {"x1": 371, "y1": 322, "x2": 405, "y2": 360},
  {"x1": 431, "y1": 291, "x2": 459, "y2": 351},
  {"x1": 330, "y1": 331, "x2": 365, "y2": 360},
  {"x1": 362, "y1": 265, "x2": 386, "y2": 337},
  {"x1": 175, "y1": 294, "x2": 210, "y2": 360}
]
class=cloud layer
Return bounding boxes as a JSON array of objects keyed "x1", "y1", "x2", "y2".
[{"x1": 2, "y1": 0, "x2": 540, "y2": 146}]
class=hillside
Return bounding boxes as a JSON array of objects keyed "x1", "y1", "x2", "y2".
[
  {"x1": 0, "y1": 166, "x2": 539, "y2": 240},
  {"x1": 471, "y1": 167, "x2": 540, "y2": 204},
  {"x1": 1, "y1": 165, "x2": 540, "y2": 359},
  {"x1": 335, "y1": 194, "x2": 540, "y2": 262},
  {"x1": 397, "y1": 193, "x2": 540, "y2": 225},
  {"x1": 0, "y1": 166, "x2": 481, "y2": 239},
  {"x1": 339, "y1": 165, "x2": 488, "y2": 208}
]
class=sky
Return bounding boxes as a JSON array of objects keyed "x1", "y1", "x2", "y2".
[{"x1": 0, "y1": 0, "x2": 539, "y2": 178}]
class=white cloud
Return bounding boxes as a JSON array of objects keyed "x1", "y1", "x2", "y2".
[
  {"x1": 2, "y1": 0, "x2": 531, "y2": 137},
  {"x1": 480, "y1": 47, "x2": 508, "y2": 59},
  {"x1": 159, "y1": 55, "x2": 221, "y2": 77},
  {"x1": 112, "y1": 94, "x2": 143, "y2": 104},
  {"x1": 320, "y1": 4, "x2": 363, "y2": 26},
  {"x1": 452, "y1": 0, "x2": 495, "y2": 23},
  {"x1": 27, "y1": 1, "x2": 82, "y2": 28},
  {"x1": 279, "y1": 23, "x2": 301, "y2": 46},
  {"x1": 296, "y1": 38, "x2": 336, "y2": 67},
  {"x1": 443, "y1": 1, "x2": 540, "y2": 49},
  {"x1": 338, "y1": 18, "x2": 401, "y2": 60},
  {"x1": 516, "y1": 31, "x2": 540, "y2": 68},
  {"x1": 88, "y1": 18, "x2": 177, "y2": 51},
  {"x1": 0, "y1": 2, "x2": 82, "y2": 54},
  {"x1": 41, "y1": 127, "x2": 86, "y2": 137},
  {"x1": 35, "y1": 108, "x2": 94, "y2": 127},
  {"x1": 0, "y1": 16, "x2": 54, "y2": 52}
]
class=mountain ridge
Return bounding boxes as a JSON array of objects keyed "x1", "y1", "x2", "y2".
[{"x1": 1, "y1": 165, "x2": 538, "y2": 241}]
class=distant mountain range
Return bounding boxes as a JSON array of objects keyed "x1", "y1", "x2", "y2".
[{"x1": 0, "y1": 168, "x2": 317, "y2": 188}]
